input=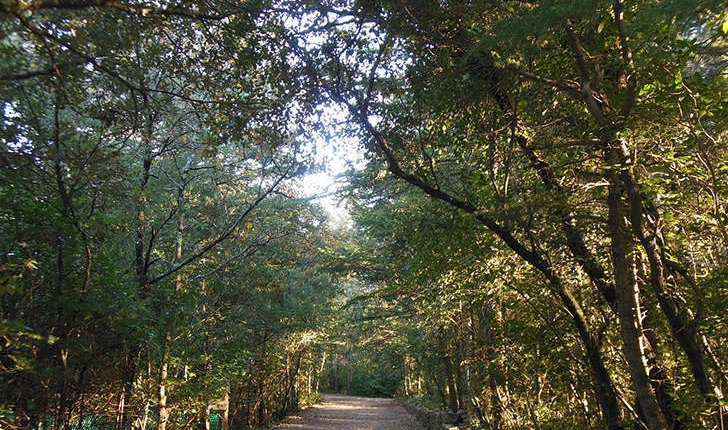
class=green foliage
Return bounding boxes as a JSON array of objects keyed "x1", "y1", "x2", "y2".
[
  {"x1": 350, "y1": 365, "x2": 402, "y2": 397},
  {"x1": 0, "y1": 2, "x2": 345, "y2": 429},
  {"x1": 2, "y1": 1, "x2": 727, "y2": 430},
  {"x1": 315, "y1": 0, "x2": 728, "y2": 428}
]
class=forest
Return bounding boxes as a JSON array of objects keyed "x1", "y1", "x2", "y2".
[{"x1": 1, "y1": 0, "x2": 727, "y2": 429}]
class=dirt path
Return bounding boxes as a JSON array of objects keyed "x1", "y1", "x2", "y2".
[{"x1": 267, "y1": 394, "x2": 425, "y2": 430}]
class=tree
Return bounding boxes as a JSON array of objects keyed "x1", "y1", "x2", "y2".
[
  {"x1": 3, "y1": 1, "x2": 727, "y2": 429},
  {"x1": 1, "y1": 2, "x2": 342, "y2": 429},
  {"x1": 304, "y1": 0, "x2": 728, "y2": 428}
]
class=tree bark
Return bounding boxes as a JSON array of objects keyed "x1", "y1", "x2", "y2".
[
  {"x1": 443, "y1": 353, "x2": 459, "y2": 413},
  {"x1": 605, "y1": 166, "x2": 666, "y2": 430},
  {"x1": 619, "y1": 151, "x2": 723, "y2": 407},
  {"x1": 158, "y1": 351, "x2": 170, "y2": 430}
]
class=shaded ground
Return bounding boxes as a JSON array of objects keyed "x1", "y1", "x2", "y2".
[{"x1": 268, "y1": 394, "x2": 425, "y2": 430}]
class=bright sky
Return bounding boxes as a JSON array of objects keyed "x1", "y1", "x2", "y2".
[
  {"x1": 300, "y1": 130, "x2": 364, "y2": 225},
  {"x1": 303, "y1": 171, "x2": 349, "y2": 224},
  {"x1": 294, "y1": 101, "x2": 366, "y2": 224}
]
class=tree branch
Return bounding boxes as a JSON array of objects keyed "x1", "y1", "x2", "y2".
[
  {"x1": 565, "y1": 21, "x2": 609, "y2": 127},
  {"x1": 512, "y1": 67, "x2": 582, "y2": 100},
  {"x1": 0, "y1": 64, "x2": 68, "y2": 82},
  {"x1": 147, "y1": 164, "x2": 294, "y2": 286},
  {"x1": 334, "y1": 91, "x2": 552, "y2": 278},
  {"x1": 192, "y1": 233, "x2": 280, "y2": 282},
  {"x1": 612, "y1": 0, "x2": 637, "y2": 117}
]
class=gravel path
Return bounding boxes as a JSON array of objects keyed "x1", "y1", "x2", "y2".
[{"x1": 267, "y1": 394, "x2": 426, "y2": 430}]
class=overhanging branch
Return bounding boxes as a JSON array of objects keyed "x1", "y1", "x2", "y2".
[{"x1": 147, "y1": 164, "x2": 295, "y2": 286}]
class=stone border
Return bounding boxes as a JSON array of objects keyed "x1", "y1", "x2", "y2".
[{"x1": 400, "y1": 400, "x2": 469, "y2": 430}]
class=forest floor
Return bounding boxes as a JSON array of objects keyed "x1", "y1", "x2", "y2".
[{"x1": 267, "y1": 394, "x2": 426, "y2": 430}]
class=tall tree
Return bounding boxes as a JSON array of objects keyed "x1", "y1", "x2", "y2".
[
  {"x1": 304, "y1": 0, "x2": 727, "y2": 428},
  {"x1": 2, "y1": 2, "x2": 341, "y2": 429}
]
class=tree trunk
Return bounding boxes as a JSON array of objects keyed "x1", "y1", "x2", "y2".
[
  {"x1": 280, "y1": 352, "x2": 302, "y2": 417},
  {"x1": 115, "y1": 379, "x2": 130, "y2": 430},
  {"x1": 606, "y1": 175, "x2": 666, "y2": 430},
  {"x1": 157, "y1": 177, "x2": 187, "y2": 430},
  {"x1": 227, "y1": 383, "x2": 246, "y2": 430},
  {"x1": 520, "y1": 131, "x2": 688, "y2": 428},
  {"x1": 315, "y1": 351, "x2": 326, "y2": 393},
  {"x1": 560, "y1": 285, "x2": 625, "y2": 430},
  {"x1": 443, "y1": 353, "x2": 459, "y2": 414},
  {"x1": 619, "y1": 152, "x2": 724, "y2": 411},
  {"x1": 158, "y1": 348, "x2": 170, "y2": 430},
  {"x1": 221, "y1": 393, "x2": 230, "y2": 430}
]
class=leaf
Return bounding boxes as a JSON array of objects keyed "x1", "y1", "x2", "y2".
[
  {"x1": 639, "y1": 82, "x2": 657, "y2": 96},
  {"x1": 597, "y1": 20, "x2": 606, "y2": 33},
  {"x1": 723, "y1": 20, "x2": 728, "y2": 35}
]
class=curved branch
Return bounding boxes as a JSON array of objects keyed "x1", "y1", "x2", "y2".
[
  {"x1": 334, "y1": 91, "x2": 556, "y2": 282},
  {"x1": 0, "y1": 60, "x2": 80, "y2": 82},
  {"x1": 512, "y1": 68, "x2": 582, "y2": 100},
  {"x1": 565, "y1": 21, "x2": 609, "y2": 127},
  {"x1": 147, "y1": 164, "x2": 294, "y2": 286}
]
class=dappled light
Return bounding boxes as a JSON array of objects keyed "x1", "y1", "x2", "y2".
[{"x1": 270, "y1": 395, "x2": 423, "y2": 430}]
